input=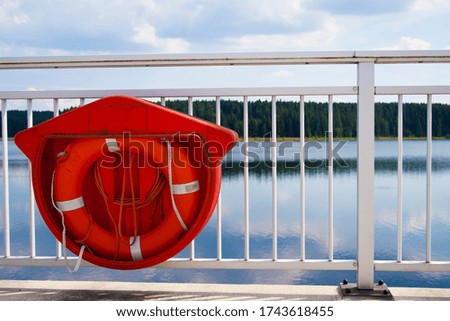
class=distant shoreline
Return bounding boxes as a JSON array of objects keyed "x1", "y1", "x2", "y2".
[
  {"x1": 2, "y1": 136, "x2": 450, "y2": 142},
  {"x1": 242, "y1": 136, "x2": 450, "y2": 142}
]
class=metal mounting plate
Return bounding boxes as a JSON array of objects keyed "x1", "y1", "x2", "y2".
[{"x1": 338, "y1": 281, "x2": 394, "y2": 300}]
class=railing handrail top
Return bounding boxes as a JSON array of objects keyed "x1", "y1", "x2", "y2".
[{"x1": 1, "y1": 50, "x2": 450, "y2": 70}]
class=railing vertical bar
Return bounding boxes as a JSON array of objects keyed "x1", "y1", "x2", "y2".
[
  {"x1": 215, "y1": 96, "x2": 222, "y2": 261},
  {"x1": 1, "y1": 99, "x2": 10, "y2": 257},
  {"x1": 53, "y1": 98, "x2": 59, "y2": 117},
  {"x1": 271, "y1": 96, "x2": 278, "y2": 261},
  {"x1": 188, "y1": 96, "x2": 195, "y2": 260},
  {"x1": 357, "y1": 62, "x2": 375, "y2": 290},
  {"x1": 188, "y1": 96, "x2": 193, "y2": 116},
  {"x1": 243, "y1": 96, "x2": 250, "y2": 261},
  {"x1": 327, "y1": 95, "x2": 334, "y2": 261},
  {"x1": 397, "y1": 94, "x2": 403, "y2": 262},
  {"x1": 299, "y1": 95, "x2": 306, "y2": 261},
  {"x1": 27, "y1": 99, "x2": 36, "y2": 258},
  {"x1": 53, "y1": 98, "x2": 62, "y2": 258},
  {"x1": 426, "y1": 94, "x2": 433, "y2": 263}
]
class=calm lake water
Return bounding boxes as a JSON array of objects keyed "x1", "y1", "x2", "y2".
[{"x1": 1, "y1": 139, "x2": 450, "y2": 288}]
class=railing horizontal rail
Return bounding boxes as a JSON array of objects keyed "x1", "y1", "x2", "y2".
[
  {"x1": 2, "y1": 86, "x2": 449, "y2": 101},
  {"x1": 0, "y1": 257, "x2": 357, "y2": 270},
  {"x1": 0, "y1": 87, "x2": 358, "y2": 100},
  {"x1": 2, "y1": 256, "x2": 449, "y2": 272},
  {"x1": 3, "y1": 257, "x2": 450, "y2": 272},
  {"x1": 375, "y1": 261, "x2": 450, "y2": 273},
  {"x1": 1, "y1": 50, "x2": 450, "y2": 70},
  {"x1": 376, "y1": 86, "x2": 450, "y2": 95}
]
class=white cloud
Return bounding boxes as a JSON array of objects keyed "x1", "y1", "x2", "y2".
[
  {"x1": 401, "y1": 37, "x2": 432, "y2": 50},
  {"x1": 379, "y1": 36, "x2": 432, "y2": 50},
  {"x1": 0, "y1": 41, "x2": 76, "y2": 57},
  {"x1": 134, "y1": 0, "x2": 157, "y2": 11},
  {"x1": 0, "y1": 0, "x2": 30, "y2": 26},
  {"x1": 410, "y1": 0, "x2": 450, "y2": 11},
  {"x1": 272, "y1": 69, "x2": 293, "y2": 78},
  {"x1": 246, "y1": 0, "x2": 307, "y2": 25},
  {"x1": 11, "y1": 13, "x2": 29, "y2": 24},
  {"x1": 132, "y1": 22, "x2": 190, "y2": 53},
  {"x1": 223, "y1": 17, "x2": 343, "y2": 51}
]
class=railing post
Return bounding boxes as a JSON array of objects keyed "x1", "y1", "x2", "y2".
[{"x1": 357, "y1": 61, "x2": 375, "y2": 289}]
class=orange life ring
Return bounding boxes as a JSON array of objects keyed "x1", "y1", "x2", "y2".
[{"x1": 52, "y1": 137, "x2": 201, "y2": 264}]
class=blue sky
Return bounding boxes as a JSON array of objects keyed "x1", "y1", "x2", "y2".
[{"x1": 0, "y1": 0, "x2": 449, "y2": 102}]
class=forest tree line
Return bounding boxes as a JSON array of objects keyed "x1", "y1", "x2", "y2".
[{"x1": 2, "y1": 99, "x2": 450, "y2": 139}]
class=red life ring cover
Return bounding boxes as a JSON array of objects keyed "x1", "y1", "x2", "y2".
[{"x1": 14, "y1": 95, "x2": 238, "y2": 269}]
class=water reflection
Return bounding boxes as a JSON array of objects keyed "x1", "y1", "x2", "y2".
[{"x1": 1, "y1": 140, "x2": 450, "y2": 287}]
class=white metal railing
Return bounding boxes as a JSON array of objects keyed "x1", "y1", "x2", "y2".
[{"x1": 1, "y1": 51, "x2": 450, "y2": 290}]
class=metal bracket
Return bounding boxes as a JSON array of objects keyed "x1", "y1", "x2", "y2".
[{"x1": 338, "y1": 280, "x2": 394, "y2": 300}]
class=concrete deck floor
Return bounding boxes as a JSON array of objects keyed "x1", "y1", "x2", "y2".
[{"x1": 1, "y1": 280, "x2": 450, "y2": 301}]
